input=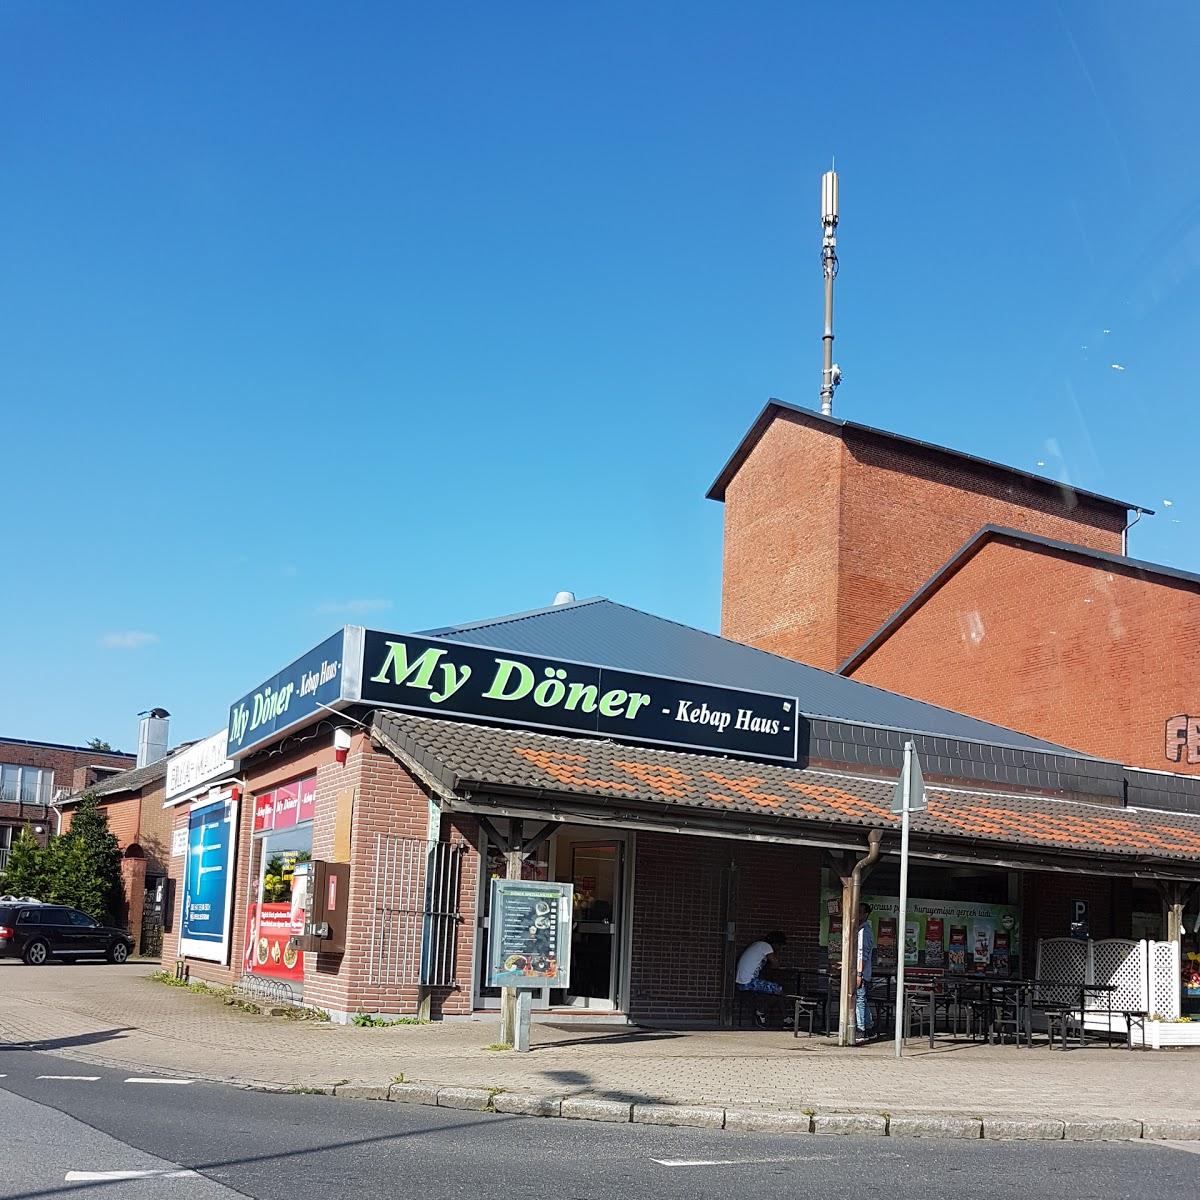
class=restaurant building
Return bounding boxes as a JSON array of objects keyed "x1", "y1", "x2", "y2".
[{"x1": 161, "y1": 599, "x2": 1200, "y2": 1025}]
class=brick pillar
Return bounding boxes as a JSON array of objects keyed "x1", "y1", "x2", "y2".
[{"x1": 120, "y1": 856, "x2": 148, "y2": 951}]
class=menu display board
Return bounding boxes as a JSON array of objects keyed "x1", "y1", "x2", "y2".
[
  {"x1": 820, "y1": 889, "x2": 1020, "y2": 975},
  {"x1": 487, "y1": 880, "x2": 573, "y2": 990}
]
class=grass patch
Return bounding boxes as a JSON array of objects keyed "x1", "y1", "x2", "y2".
[
  {"x1": 149, "y1": 970, "x2": 224, "y2": 997},
  {"x1": 281, "y1": 1005, "x2": 331, "y2": 1022},
  {"x1": 485, "y1": 1042, "x2": 512, "y2": 1052},
  {"x1": 392, "y1": 1073, "x2": 407, "y2": 1084},
  {"x1": 351, "y1": 1012, "x2": 429, "y2": 1027}
]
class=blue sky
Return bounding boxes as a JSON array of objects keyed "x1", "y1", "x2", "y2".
[{"x1": 3, "y1": 3, "x2": 1199, "y2": 751}]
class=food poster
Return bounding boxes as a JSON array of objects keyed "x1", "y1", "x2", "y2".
[
  {"x1": 993, "y1": 931, "x2": 1011, "y2": 977},
  {"x1": 488, "y1": 880, "x2": 572, "y2": 990},
  {"x1": 924, "y1": 918, "x2": 945, "y2": 967},
  {"x1": 876, "y1": 918, "x2": 898, "y2": 971},
  {"x1": 971, "y1": 921, "x2": 994, "y2": 966},
  {"x1": 947, "y1": 925, "x2": 968, "y2": 973},
  {"x1": 819, "y1": 889, "x2": 1020, "y2": 973}
]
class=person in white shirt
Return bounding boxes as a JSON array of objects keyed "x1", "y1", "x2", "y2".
[
  {"x1": 735, "y1": 930, "x2": 788, "y2": 1027},
  {"x1": 854, "y1": 902, "x2": 875, "y2": 1043}
]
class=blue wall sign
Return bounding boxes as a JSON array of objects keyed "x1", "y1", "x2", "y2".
[
  {"x1": 178, "y1": 795, "x2": 239, "y2": 964},
  {"x1": 227, "y1": 629, "x2": 354, "y2": 759}
]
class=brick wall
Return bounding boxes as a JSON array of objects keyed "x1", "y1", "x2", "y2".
[
  {"x1": 719, "y1": 409, "x2": 1127, "y2": 670},
  {"x1": 1021, "y1": 870, "x2": 1133, "y2": 967},
  {"x1": 628, "y1": 831, "x2": 821, "y2": 1022},
  {"x1": 848, "y1": 537, "x2": 1200, "y2": 772},
  {"x1": 0, "y1": 740, "x2": 134, "y2": 790}
]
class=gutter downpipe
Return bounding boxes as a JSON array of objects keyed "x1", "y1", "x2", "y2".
[
  {"x1": 837, "y1": 829, "x2": 883, "y2": 1047},
  {"x1": 1122, "y1": 509, "x2": 1143, "y2": 557}
]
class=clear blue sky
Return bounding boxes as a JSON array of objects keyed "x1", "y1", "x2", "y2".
[{"x1": 3, "y1": 3, "x2": 1199, "y2": 751}]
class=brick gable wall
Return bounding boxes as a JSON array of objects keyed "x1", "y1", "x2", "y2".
[{"x1": 847, "y1": 539, "x2": 1200, "y2": 772}]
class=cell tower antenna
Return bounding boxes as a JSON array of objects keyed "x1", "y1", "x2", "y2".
[{"x1": 819, "y1": 164, "x2": 841, "y2": 416}]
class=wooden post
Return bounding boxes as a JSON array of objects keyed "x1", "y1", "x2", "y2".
[{"x1": 499, "y1": 820, "x2": 524, "y2": 1046}]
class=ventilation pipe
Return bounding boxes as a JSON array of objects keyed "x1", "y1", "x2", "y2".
[{"x1": 136, "y1": 708, "x2": 170, "y2": 768}]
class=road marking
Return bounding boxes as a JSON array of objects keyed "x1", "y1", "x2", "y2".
[
  {"x1": 652, "y1": 1156, "x2": 827, "y2": 1167},
  {"x1": 37, "y1": 1075, "x2": 100, "y2": 1081},
  {"x1": 1142, "y1": 1141, "x2": 1200, "y2": 1157},
  {"x1": 65, "y1": 1170, "x2": 199, "y2": 1182},
  {"x1": 124, "y1": 1077, "x2": 193, "y2": 1085}
]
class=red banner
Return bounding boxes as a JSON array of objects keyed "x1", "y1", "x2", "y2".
[
  {"x1": 253, "y1": 791, "x2": 275, "y2": 833},
  {"x1": 273, "y1": 783, "x2": 300, "y2": 831},
  {"x1": 243, "y1": 901, "x2": 304, "y2": 981},
  {"x1": 298, "y1": 777, "x2": 316, "y2": 823}
]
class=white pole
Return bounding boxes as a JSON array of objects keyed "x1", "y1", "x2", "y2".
[{"x1": 894, "y1": 741, "x2": 913, "y2": 1058}]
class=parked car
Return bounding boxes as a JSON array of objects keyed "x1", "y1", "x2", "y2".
[{"x1": 0, "y1": 898, "x2": 134, "y2": 965}]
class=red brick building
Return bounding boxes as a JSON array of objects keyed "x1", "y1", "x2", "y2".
[
  {"x1": 0, "y1": 737, "x2": 134, "y2": 869},
  {"x1": 707, "y1": 401, "x2": 1143, "y2": 671},
  {"x1": 841, "y1": 527, "x2": 1200, "y2": 776},
  {"x1": 162, "y1": 604, "x2": 1200, "y2": 1026}
]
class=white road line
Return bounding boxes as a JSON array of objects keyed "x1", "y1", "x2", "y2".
[
  {"x1": 37, "y1": 1075, "x2": 100, "y2": 1081},
  {"x1": 652, "y1": 1156, "x2": 826, "y2": 1167},
  {"x1": 124, "y1": 1078, "x2": 193, "y2": 1085},
  {"x1": 65, "y1": 1170, "x2": 200, "y2": 1181}
]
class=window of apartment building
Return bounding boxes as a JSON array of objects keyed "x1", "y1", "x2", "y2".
[{"x1": 0, "y1": 765, "x2": 54, "y2": 804}]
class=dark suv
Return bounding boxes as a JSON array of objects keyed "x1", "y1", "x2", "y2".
[{"x1": 0, "y1": 900, "x2": 134, "y2": 965}]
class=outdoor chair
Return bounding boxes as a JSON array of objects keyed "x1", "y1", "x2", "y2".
[{"x1": 788, "y1": 993, "x2": 821, "y2": 1038}]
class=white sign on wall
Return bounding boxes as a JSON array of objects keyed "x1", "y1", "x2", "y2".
[
  {"x1": 171, "y1": 827, "x2": 188, "y2": 857},
  {"x1": 165, "y1": 730, "x2": 235, "y2": 803}
]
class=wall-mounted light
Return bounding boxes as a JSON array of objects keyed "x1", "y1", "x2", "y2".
[
  {"x1": 34, "y1": 825, "x2": 45, "y2": 835},
  {"x1": 334, "y1": 727, "x2": 352, "y2": 766}
]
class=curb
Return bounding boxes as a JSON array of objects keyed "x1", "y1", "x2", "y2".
[{"x1": 314, "y1": 1082, "x2": 1176, "y2": 1142}]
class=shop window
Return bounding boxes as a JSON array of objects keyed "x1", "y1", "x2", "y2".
[{"x1": 243, "y1": 776, "x2": 316, "y2": 990}]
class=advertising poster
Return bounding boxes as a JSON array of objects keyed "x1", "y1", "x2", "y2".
[
  {"x1": 925, "y1": 918, "x2": 945, "y2": 967},
  {"x1": 487, "y1": 880, "x2": 573, "y2": 990},
  {"x1": 243, "y1": 902, "x2": 304, "y2": 980},
  {"x1": 819, "y1": 889, "x2": 1020, "y2": 974},
  {"x1": 948, "y1": 925, "x2": 968, "y2": 973},
  {"x1": 993, "y1": 930, "x2": 1011, "y2": 976},
  {"x1": 876, "y1": 917, "x2": 898, "y2": 972},
  {"x1": 178, "y1": 795, "x2": 239, "y2": 963}
]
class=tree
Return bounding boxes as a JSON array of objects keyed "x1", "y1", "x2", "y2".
[
  {"x1": 48, "y1": 794, "x2": 122, "y2": 921},
  {"x1": 0, "y1": 826, "x2": 49, "y2": 898},
  {"x1": 85, "y1": 737, "x2": 113, "y2": 752}
]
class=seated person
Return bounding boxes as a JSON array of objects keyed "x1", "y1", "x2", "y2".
[{"x1": 735, "y1": 930, "x2": 788, "y2": 1027}]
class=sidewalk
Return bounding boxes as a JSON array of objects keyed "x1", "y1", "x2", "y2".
[{"x1": 1, "y1": 962, "x2": 1197, "y2": 1126}]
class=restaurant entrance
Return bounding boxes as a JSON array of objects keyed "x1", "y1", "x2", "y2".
[{"x1": 473, "y1": 822, "x2": 630, "y2": 1013}]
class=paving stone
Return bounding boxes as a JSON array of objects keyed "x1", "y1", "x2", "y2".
[
  {"x1": 437, "y1": 1086, "x2": 494, "y2": 1111},
  {"x1": 888, "y1": 1115, "x2": 980, "y2": 1139},
  {"x1": 560, "y1": 1097, "x2": 633, "y2": 1123},
  {"x1": 1142, "y1": 1120, "x2": 1200, "y2": 1141},
  {"x1": 332, "y1": 1084, "x2": 390, "y2": 1101},
  {"x1": 492, "y1": 1093, "x2": 563, "y2": 1117},
  {"x1": 633, "y1": 1103, "x2": 724, "y2": 1129},
  {"x1": 812, "y1": 1112, "x2": 887, "y2": 1136},
  {"x1": 1064, "y1": 1119, "x2": 1143, "y2": 1141},
  {"x1": 982, "y1": 1118, "x2": 1065, "y2": 1140},
  {"x1": 388, "y1": 1082, "x2": 441, "y2": 1106},
  {"x1": 724, "y1": 1109, "x2": 812, "y2": 1133}
]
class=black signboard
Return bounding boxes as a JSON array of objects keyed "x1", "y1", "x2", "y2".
[
  {"x1": 358, "y1": 631, "x2": 800, "y2": 761},
  {"x1": 488, "y1": 880, "x2": 572, "y2": 990}
]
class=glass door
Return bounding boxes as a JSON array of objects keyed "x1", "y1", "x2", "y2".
[{"x1": 563, "y1": 840, "x2": 624, "y2": 1010}]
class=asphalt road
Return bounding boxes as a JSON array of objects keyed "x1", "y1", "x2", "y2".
[{"x1": 1, "y1": 1047, "x2": 1198, "y2": 1199}]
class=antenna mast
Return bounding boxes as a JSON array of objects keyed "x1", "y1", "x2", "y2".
[{"x1": 819, "y1": 166, "x2": 841, "y2": 415}]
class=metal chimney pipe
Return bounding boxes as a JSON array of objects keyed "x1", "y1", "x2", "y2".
[{"x1": 819, "y1": 167, "x2": 840, "y2": 416}]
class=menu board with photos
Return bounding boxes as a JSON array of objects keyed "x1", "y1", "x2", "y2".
[{"x1": 487, "y1": 880, "x2": 573, "y2": 990}]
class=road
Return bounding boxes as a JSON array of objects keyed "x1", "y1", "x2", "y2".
[{"x1": 1, "y1": 1046, "x2": 1197, "y2": 1199}]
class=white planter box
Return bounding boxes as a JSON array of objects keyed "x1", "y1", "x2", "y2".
[{"x1": 1146, "y1": 1019, "x2": 1200, "y2": 1049}]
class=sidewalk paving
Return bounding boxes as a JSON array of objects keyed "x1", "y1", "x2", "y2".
[{"x1": 1, "y1": 962, "x2": 1197, "y2": 1128}]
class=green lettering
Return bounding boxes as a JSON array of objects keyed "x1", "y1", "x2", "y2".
[
  {"x1": 484, "y1": 658, "x2": 535, "y2": 702},
  {"x1": 598, "y1": 688, "x2": 628, "y2": 718},
  {"x1": 624, "y1": 692, "x2": 650, "y2": 720},
  {"x1": 368, "y1": 641, "x2": 444, "y2": 689},
  {"x1": 564, "y1": 682, "x2": 599, "y2": 712}
]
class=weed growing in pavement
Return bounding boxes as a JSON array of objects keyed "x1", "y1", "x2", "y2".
[
  {"x1": 286, "y1": 1086, "x2": 326, "y2": 1095},
  {"x1": 351, "y1": 1012, "x2": 429, "y2": 1027},
  {"x1": 281, "y1": 1005, "x2": 331, "y2": 1022},
  {"x1": 393, "y1": 1073, "x2": 407, "y2": 1083},
  {"x1": 485, "y1": 1042, "x2": 512, "y2": 1052},
  {"x1": 149, "y1": 970, "x2": 223, "y2": 996}
]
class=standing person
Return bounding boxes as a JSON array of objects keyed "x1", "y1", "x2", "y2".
[
  {"x1": 735, "y1": 930, "x2": 788, "y2": 1027},
  {"x1": 855, "y1": 903, "x2": 875, "y2": 1044}
]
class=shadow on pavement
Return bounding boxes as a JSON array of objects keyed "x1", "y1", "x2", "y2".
[{"x1": 0, "y1": 1027, "x2": 133, "y2": 1053}]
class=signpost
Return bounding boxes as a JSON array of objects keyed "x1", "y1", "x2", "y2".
[
  {"x1": 487, "y1": 879, "x2": 573, "y2": 1052},
  {"x1": 891, "y1": 741, "x2": 926, "y2": 1058}
]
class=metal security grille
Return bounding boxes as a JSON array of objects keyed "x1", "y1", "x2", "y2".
[{"x1": 368, "y1": 836, "x2": 464, "y2": 987}]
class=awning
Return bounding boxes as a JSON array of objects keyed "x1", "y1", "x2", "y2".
[{"x1": 371, "y1": 712, "x2": 1200, "y2": 880}]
